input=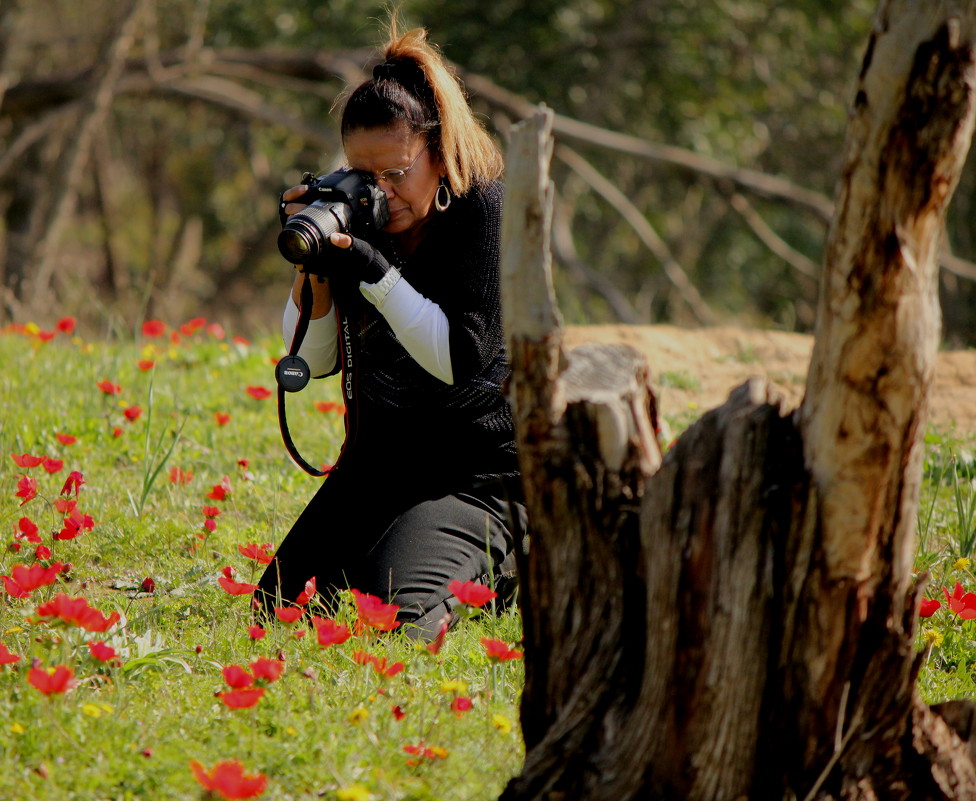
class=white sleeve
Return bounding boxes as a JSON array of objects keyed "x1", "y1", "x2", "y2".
[
  {"x1": 360, "y1": 274, "x2": 454, "y2": 385},
  {"x1": 282, "y1": 296, "x2": 338, "y2": 378}
]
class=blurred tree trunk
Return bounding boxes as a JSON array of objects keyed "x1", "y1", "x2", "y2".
[{"x1": 500, "y1": 3, "x2": 976, "y2": 800}]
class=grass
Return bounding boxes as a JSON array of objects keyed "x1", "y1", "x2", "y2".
[
  {"x1": 0, "y1": 320, "x2": 523, "y2": 801},
  {"x1": 1, "y1": 318, "x2": 975, "y2": 799}
]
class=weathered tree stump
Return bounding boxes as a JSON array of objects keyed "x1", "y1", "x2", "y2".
[{"x1": 499, "y1": 3, "x2": 976, "y2": 799}]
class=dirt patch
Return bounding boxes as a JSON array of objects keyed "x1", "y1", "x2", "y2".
[{"x1": 564, "y1": 325, "x2": 976, "y2": 437}]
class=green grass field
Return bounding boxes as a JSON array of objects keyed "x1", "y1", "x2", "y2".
[{"x1": 0, "y1": 317, "x2": 974, "y2": 800}]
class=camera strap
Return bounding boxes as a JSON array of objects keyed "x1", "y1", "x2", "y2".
[{"x1": 275, "y1": 273, "x2": 328, "y2": 476}]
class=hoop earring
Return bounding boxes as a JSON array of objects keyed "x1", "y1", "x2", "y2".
[{"x1": 434, "y1": 180, "x2": 452, "y2": 212}]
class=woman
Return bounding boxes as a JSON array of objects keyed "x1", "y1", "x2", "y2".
[{"x1": 256, "y1": 22, "x2": 525, "y2": 639}]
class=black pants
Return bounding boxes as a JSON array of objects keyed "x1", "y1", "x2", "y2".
[{"x1": 256, "y1": 470, "x2": 526, "y2": 640}]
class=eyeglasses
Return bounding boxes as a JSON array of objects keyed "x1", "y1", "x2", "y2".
[{"x1": 375, "y1": 145, "x2": 427, "y2": 187}]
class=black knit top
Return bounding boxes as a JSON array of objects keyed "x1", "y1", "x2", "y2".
[{"x1": 330, "y1": 180, "x2": 518, "y2": 487}]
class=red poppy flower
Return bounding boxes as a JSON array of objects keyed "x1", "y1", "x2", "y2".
[
  {"x1": 42, "y1": 458, "x2": 64, "y2": 474},
  {"x1": 207, "y1": 476, "x2": 232, "y2": 501},
  {"x1": 451, "y1": 696, "x2": 473, "y2": 717},
  {"x1": 448, "y1": 580, "x2": 497, "y2": 608},
  {"x1": 250, "y1": 657, "x2": 284, "y2": 684},
  {"x1": 314, "y1": 402, "x2": 346, "y2": 414},
  {"x1": 311, "y1": 616, "x2": 351, "y2": 647},
  {"x1": 189, "y1": 759, "x2": 268, "y2": 799},
  {"x1": 207, "y1": 323, "x2": 226, "y2": 339},
  {"x1": 944, "y1": 582, "x2": 976, "y2": 619},
  {"x1": 15, "y1": 476, "x2": 37, "y2": 507},
  {"x1": 55, "y1": 498, "x2": 77, "y2": 515},
  {"x1": 1, "y1": 562, "x2": 63, "y2": 597},
  {"x1": 11, "y1": 453, "x2": 44, "y2": 468},
  {"x1": 296, "y1": 576, "x2": 317, "y2": 605},
  {"x1": 920, "y1": 598, "x2": 942, "y2": 618},
  {"x1": 352, "y1": 650, "x2": 404, "y2": 678},
  {"x1": 169, "y1": 466, "x2": 193, "y2": 485},
  {"x1": 35, "y1": 592, "x2": 121, "y2": 632},
  {"x1": 55, "y1": 433, "x2": 77, "y2": 445},
  {"x1": 222, "y1": 664, "x2": 254, "y2": 689},
  {"x1": 427, "y1": 614, "x2": 450, "y2": 655},
  {"x1": 55, "y1": 317, "x2": 76, "y2": 334},
  {"x1": 215, "y1": 412, "x2": 231, "y2": 426},
  {"x1": 15, "y1": 517, "x2": 41, "y2": 544},
  {"x1": 350, "y1": 589, "x2": 401, "y2": 632},
  {"x1": 391, "y1": 704, "x2": 406, "y2": 720},
  {"x1": 97, "y1": 379, "x2": 122, "y2": 395},
  {"x1": 402, "y1": 742, "x2": 448, "y2": 762},
  {"x1": 481, "y1": 637, "x2": 523, "y2": 662},
  {"x1": 60, "y1": 470, "x2": 85, "y2": 496},
  {"x1": 56, "y1": 509, "x2": 95, "y2": 540},
  {"x1": 88, "y1": 641, "x2": 119, "y2": 663},
  {"x1": 112, "y1": 426, "x2": 124, "y2": 437},
  {"x1": 141, "y1": 576, "x2": 156, "y2": 593},
  {"x1": 28, "y1": 664, "x2": 78, "y2": 695},
  {"x1": 0, "y1": 642, "x2": 21, "y2": 666},
  {"x1": 141, "y1": 320, "x2": 167, "y2": 338},
  {"x1": 247, "y1": 625, "x2": 266, "y2": 640},
  {"x1": 124, "y1": 405, "x2": 143, "y2": 423},
  {"x1": 219, "y1": 687, "x2": 266, "y2": 709},
  {"x1": 137, "y1": 360, "x2": 156, "y2": 371},
  {"x1": 35, "y1": 545, "x2": 52, "y2": 560},
  {"x1": 232, "y1": 336, "x2": 250, "y2": 346},
  {"x1": 203, "y1": 506, "x2": 222, "y2": 519},
  {"x1": 238, "y1": 543, "x2": 273, "y2": 564},
  {"x1": 218, "y1": 576, "x2": 258, "y2": 596},
  {"x1": 203, "y1": 519, "x2": 217, "y2": 533},
  {"x1": 274, "y1": 606, "x2": 303, "y2": 623},
  {"x1": 245, "y1": 386, "x2": 272, "y2": 401}
]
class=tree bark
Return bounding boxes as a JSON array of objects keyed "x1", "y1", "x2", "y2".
[{"x1": 500, "y1": 3, "x2": 976, "y2": 799}]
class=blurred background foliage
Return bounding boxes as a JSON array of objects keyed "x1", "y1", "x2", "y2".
[{"x1": 2, "y1": 0, "x2": 975, "y2": 343}]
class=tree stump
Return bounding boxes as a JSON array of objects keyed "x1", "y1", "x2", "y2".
[{"x1": 500, "y1": 4, "x2": 976, "y2": 799}]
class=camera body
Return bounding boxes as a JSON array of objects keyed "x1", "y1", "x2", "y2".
[{"x1": 277, "y1": 169, "x2": 390, "y2": 268}]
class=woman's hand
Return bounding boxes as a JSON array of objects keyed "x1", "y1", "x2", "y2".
[{"x1": 279, "y1": 184, "x2": 310, "y2": 223}]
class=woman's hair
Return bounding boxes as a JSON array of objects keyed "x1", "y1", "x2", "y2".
[{"x1": 339, "y1": 17, "x2": 503, "y2": 195}]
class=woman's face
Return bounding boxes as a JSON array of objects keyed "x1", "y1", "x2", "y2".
[{"x1": 343, "y1": 126, "x2": 442, "y2": 238}]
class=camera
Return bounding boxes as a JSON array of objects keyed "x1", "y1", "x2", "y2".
[{"x1": 277, "y1": 169, "x2": 390, "y2": 266}]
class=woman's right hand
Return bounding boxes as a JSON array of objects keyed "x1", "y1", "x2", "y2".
[{"x1": 279, "y1": 184, "x2": 310, "y2": 222}]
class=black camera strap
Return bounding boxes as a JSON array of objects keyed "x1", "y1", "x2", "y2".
[{"x1": 275, "y1": 273, "x2": 329, "y2": 477}]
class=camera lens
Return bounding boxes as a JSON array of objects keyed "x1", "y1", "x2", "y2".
[{"x1": 277, "y1": 201, "x2": 349, "y2": 264}]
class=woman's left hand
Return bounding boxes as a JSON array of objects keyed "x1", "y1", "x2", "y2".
[{"x1": 327, "y1": 233, "x2": 393, "y2": 284}]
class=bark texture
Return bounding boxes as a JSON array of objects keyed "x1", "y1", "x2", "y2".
[{"x1": 500, "y1": 3, "x2": 976, "y2": 799}]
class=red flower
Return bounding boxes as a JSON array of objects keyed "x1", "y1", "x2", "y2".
[
  {"x1": 11, "y1": 453, "x2": 44, "y2": 468},
  {"x1": 218, "y1": 576, "x2": 258, "y2": 596},
  {"x1": 238, "y1": 543, "x2": 273, "y2": 564},
  {"x1": 427, "y1": 614, "x2": 450, "y2": 655},
  {"x1": 274, "y1": 606, "x2": 303, "y2": 623},
  {"x1": 15, "y1": 517, "x2": 41, "y2": 544},
  {"x1": 247, "y1": 625, "x2": 266, "y2": 640},
  {"x1": 448, "y1": 579, "x2": 497, "y2": 608},
  {"x1": 55, "y1": 317, "x2": 76, "y2": 334},
  {"x1": 112, "y1": 426, "x2": 124, "y2": 437},
  {"x1": 60, "y1": 470, "x2": 85, "y2": 496},
  {"x1": 246, "y1": 386, "x2": 272, "y2": 401},
  {"x1": 219, "y1": 687, "x2": 265, "y2": 709},
  {"x1": 314, "y1": 402, "x2": 346, "y2": 414},
  {"x1": 169, "y1": 466, "x2": 193, "y2": 485},
  {"x1": 450, "y1": 696, "x2": 473, "y2": 717},
  {"x1": 311, "y1": 616, "x2": 351, "y2": 647},
  {"x1": 1, "y1": 562, "x2": 63, "y2": 598},
  {"x1": 296, "y1": 576, "x2": 317, "y2": 605},
  {"x1": 42, "y1": 458, "x2": 64, "y2": 474},
  {"x1": 28, "y1": 664, "x2": 78, "y2": 695},
  {"x1": 481, "y1": 637, "x2": 523, "y2": 662},
  {"x1": 35, "y1": 592, "x2": 121, "y2": 632},
  {"x1": 56, "y1": 509, "x2": 95, "y2": 540},
  {"x1": 943, "y1": 582, "x2": 976, "y2": 620},
  {"x1": 920, "y1": 598, "x2": 942, "y2": 618},
  {"x1": 203, "y1": 506, "x2": 222, "y2": 519},
  {"x1": 250, "y1": 657, "x2": 284, "y2": 684},
  {"x1": 203, "y1": 519, "x2": 218, "y2": 533},
  {"x1": 97, "y1": 379, "x2": 122, "y2": 395},
  {"x1": 141, "y1": 576, "x2": 156, "y2": 593},
  {"x1": 55, "y1": 498, "x2": 76, "y2": 515},
  {"x1": 0, "y1": 642, "x2": 21, "y2": 665},
  {"x1": 215, "y1": 412, "x2": 231, "y2": 426},
  {"x1": 141, "y1": 320, "x2": 167, "y2": 338},
  {"x1": 55, "y1": 433, "x2": 77, "y2": 445},
  {"x1": 15, "y1": 475, "x2": 37, "y2": 506},
  {"x1": 189, "y1": 759, "x2": 268, "y2": 799},
  {"x1": 208, "y1": 323, "x2": 226, "y2": 339},
  {"x1": 137, "y1": 360, "x2": 156, "y2": 371},
  {"x1": 222, "y1": 664, "x2": 254, "y2": 688},
  {"x1": 391, "y1": 704, "x2": 406, "y2": 721},
  {"x1": 351, "y1": 589, "x2": 401, "y2": 632},
  {"x1": 88, "y1": 641, "x2": 119, "y2": 663},
  {"x1": 207, "y1": 476, "x2": 232, "y2": 501},
  {"x1": 352, "y1": 650, "x2": 404, "y2": 678},
  {"x1": 123, "y1": 405, "x2": 143, "y2": 423},
  {"x1": 402, "y1": 742, "x2": 448, "y2": 762}
]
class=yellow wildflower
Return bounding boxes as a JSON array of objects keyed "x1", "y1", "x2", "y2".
[
  {"x1": 923, "y1": 629, "x2": 944, "y2": 648},
  {"x1": 336, "y1": 785, "x2": 373, "y2": 801},
  {"x1": 491, "y1": 713, "x2": 513, "y2": 734},
  {"x1": 955, "y1": 557, "x2": 971, "y2": 572},
  {"x1": 347, "y1": 706, "x2": 369, "y2": 725},
  {"x1": 439, "y1": 679, "x2": 468, "y2": 695},
  {"x1": 9, "y1": 722, "x2": 25, "y2": 735}
]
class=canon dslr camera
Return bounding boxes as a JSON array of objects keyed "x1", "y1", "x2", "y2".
[{"x1": 277, "y1": 169, "x2": 389, "y2": 268}]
